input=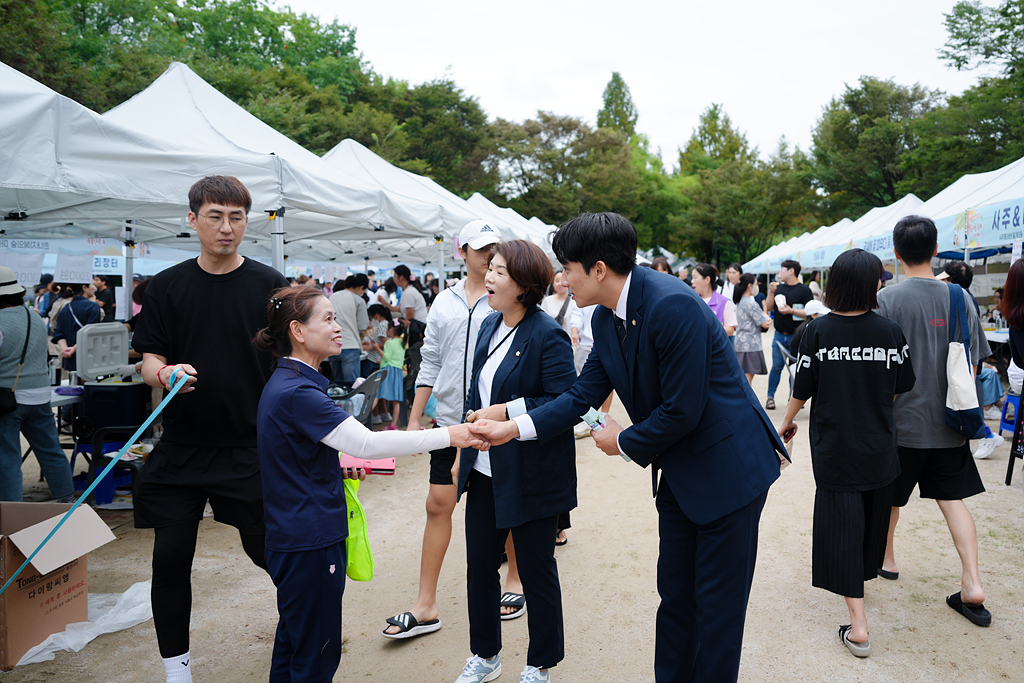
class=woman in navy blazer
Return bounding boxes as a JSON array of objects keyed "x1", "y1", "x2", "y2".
[{"x1": 451, "y1": 240, "x2": 577, "y2": 683}]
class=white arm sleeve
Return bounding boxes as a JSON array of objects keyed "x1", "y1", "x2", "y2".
[{"x1": 321, "y1": 416, "x2": 451, "y2": 457}]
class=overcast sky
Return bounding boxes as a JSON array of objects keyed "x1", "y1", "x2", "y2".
[{"x1": 289, "y1": 0, "x2": 997, "y2": 168}]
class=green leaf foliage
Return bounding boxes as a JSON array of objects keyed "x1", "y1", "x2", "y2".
[{"x1": 596, "y1": 71, "x2": 638, "y2": 138}]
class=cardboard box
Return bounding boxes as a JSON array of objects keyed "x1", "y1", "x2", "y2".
[{"x1": 0, "y1": 502, "x2": 115, "y2": 670}]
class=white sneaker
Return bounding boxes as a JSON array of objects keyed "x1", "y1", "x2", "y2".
[
  {"x1": 519, "y1": 665, "x2": 550, "y2": 683},
  {"x1": 454, "y1": 654, "x2": 501, "y2": 683},
  {"x1": 983, "y1": 406, "x2": 1001, "y2": 421},
  {"x1": 372, "y1": 414, "x2": 383, "y2": 425},
  {"x1": 382, "y1": 411, "x2": 393, "y2": 422},
  {"x1": 973, "y1": 433, "x2": 1004, "y2": 460},
  {"x1": 573, "y1": 422, "x2": 591, "y2": 439}
]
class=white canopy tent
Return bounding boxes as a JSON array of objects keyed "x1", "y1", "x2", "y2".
[
  {"x1": 465, "y1": 193, "x2": 557, "y2": 262},
  {"x1": 102, "y1": 62, "x2": 449, "y2": 270}
]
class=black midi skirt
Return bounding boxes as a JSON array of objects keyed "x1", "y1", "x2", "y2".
[{"x1": 811, "y1": 483, "x2": 894, "y2": 598}]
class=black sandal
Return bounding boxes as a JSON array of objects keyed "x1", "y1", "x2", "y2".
[{"x1": 766, "y1": 397, "x2": 776, "y2": 410}]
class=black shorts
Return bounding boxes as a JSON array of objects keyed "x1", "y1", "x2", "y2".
[
  {"x1": 891, "y1": 443, "x2": 986, "y2": 507},
  {"x1": 133, "y1": 441, "x2": 265, "y2": 534},
  {"x1": 428, "y1": 446, "x2": 457, "y2": 486}
]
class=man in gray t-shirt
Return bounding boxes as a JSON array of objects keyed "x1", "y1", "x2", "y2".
[
  {"x1": 873, "y1": 215, "x2": 992, "y2": 628},
  {"x1": 877, "y1": 277, "x2": 990, "y2": 449}
]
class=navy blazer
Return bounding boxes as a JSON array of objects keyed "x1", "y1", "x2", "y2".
[
  {"x1": 457, "y1": 307, "x2": 578, "y2": 529},
  {"x1": 530, "y1": 266, "x2": 788, "y2": 525}
]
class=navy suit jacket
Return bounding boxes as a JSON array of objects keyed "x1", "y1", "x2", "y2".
[
  {"x1": 457, "y1": 308, "x2": 578, "y2": 529},
  {"x1": 530, "y1": 266, "x2": 788, "y2": 525}
]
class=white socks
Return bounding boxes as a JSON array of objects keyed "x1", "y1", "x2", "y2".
[{"x1": 163, "y1": 651, "x2": 193, "y2": 683}]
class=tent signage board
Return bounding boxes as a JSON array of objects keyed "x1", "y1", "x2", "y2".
[
  {"x1": 0, "y1": 253, "x2": 44, "y2": 287},
  {"x1": 53, "y1": 254, "x2": 93, "y2": 283},
  {"x1": 936, "y1": 196, "x2": 1024, "y2": 252}
]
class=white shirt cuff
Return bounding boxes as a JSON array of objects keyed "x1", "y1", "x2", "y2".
[
  {"x1": 506, "y1": 397, "x2": 528, "y2": 418},
  {"x1": 512, "y1": 414, "x2": 537, "y2": 441}
]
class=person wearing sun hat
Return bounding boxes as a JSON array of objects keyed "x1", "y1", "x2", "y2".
[{"x1": 0, "y1": 266, "x2": 76, "y2": 503}]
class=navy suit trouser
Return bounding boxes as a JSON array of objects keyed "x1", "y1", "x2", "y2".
[
  {"x1": 465, "y1": 469, "x2": 564, "y2": 669},
  {"x1": 266, "y1": 541, "x2": 347, "y2": 683},
  {"x1": 654, "y1": 475, "x2": 767, "y2": 683}
]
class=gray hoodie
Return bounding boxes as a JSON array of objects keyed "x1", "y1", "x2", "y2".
[{"x1": 416, "y1": 278, "x2": 495, "y2": 427}]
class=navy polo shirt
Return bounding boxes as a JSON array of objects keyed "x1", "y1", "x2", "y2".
[{"x1": 257, "y1": 358, "x2": 352, "y2": 552}]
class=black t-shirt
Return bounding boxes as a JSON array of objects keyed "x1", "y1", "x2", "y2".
[
  {"x1": 132, "y1": 258, "x2": 289, "y2": 447},
  {"x1": 772, "y1": 282, "x2": 814, "y2": 335},
  {"x1": 792, "y1": 311, "x2": 916, "y2": 491},
  {"x1": 96, "y1": 288, "x2": 116, "y2": 322}
]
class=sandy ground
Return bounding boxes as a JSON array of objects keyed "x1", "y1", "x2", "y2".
[{"x1": 5, "y1": 333, "x2": 1024, "y2": 683}]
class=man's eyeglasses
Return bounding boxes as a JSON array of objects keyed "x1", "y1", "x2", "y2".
[{"x1": 198, "y1": 213, "x2": 247, "y2": 229}]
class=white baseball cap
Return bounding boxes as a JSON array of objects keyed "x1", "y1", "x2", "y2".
[
  {"x1": 804, "y1": 300, "x2": 830, "y2": 317},
  {"x1": 459, "y1": 220, "x2": 500, "y2": 251}
]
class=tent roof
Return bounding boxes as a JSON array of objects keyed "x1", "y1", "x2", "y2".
[
  {"x1": 919, "y1": 156, "x2": 1024, "y2": 219},
  {"x1": 0, "y1": 61, "x2": 282, "y2": 232},
  {"x1": 103, "y1": 62, "x2": 442, "y2": 242}
]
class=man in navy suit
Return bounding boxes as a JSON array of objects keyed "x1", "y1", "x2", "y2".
[{"x1": 470, "y1": 213, "x2": 788, "y2": 683}]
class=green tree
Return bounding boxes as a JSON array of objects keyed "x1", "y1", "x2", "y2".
[
  {"x1": 676, "y1": 139, "x2": 816, "y2": 264},
  {"x1": 677, "y1": 104, "x2": 755, "y2": 175},
  {"x1": 596, "y1": 71, "x2": 638, "y2": 138},
  {"x1": 941, "y1": 0, "x2": 1024, "y2": 75},
  {"x1": 810, "y1": 76, "x2": 939, "y2": 217}
]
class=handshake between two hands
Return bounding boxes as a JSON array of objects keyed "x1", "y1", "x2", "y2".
[{"x1": 450, "y1": 407, "x2": 627, "y2": 457}]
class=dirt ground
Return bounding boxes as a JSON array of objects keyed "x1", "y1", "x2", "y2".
[{"x1": 5, "y1": 334, "x2": 1024, "y2": 683}]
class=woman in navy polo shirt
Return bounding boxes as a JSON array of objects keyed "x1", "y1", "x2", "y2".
[{"x1": 254, "y1": 286, "x2": 485, "y2": 683}]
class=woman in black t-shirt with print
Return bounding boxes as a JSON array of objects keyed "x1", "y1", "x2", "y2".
[{"x1": 776, "y1": 249, "x2": 916, "y2": 660}]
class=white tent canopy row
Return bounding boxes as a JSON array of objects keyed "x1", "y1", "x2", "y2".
[
  {"x1": 745, "y1": 153, "x2": 1024, "y2": 273},
  {"x1": 3, "y1": 59, "x2": 554, "y2": 281}
]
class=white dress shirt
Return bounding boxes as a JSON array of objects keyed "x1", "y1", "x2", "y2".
[{"x1": 512, "y1": 272, "x2": 632, "y2": 456}]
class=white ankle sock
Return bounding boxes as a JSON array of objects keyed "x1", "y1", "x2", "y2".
[{"x1": 163, "y1": 651, "x2": 193, "y2": 683}]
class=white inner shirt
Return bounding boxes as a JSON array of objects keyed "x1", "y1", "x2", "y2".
[{"x1": 473, "y1": 321, "x2": 517, "y2": 476}]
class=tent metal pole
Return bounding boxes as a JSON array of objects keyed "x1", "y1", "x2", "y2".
[
  {"x1": 124, "y1": 220, "x2": 135, "y2": 321},
  {"x1": 437, "y1": 235, "x2": 445, "y2": 290},
  {"x1": 271, "y1": 213, "x2": 285, "y2": 274}
]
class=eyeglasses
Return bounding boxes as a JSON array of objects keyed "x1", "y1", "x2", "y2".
[{"x1": 198, "y1": 213, "x2": 247, "y2": 229}]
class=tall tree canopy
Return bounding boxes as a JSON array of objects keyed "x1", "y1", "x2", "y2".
[
  {"x1": 596, "y1": 71, "x2": 638, "y2": 138},
  {"x1": 809, "y1": 76, "x2": 939, "y2": 217}
]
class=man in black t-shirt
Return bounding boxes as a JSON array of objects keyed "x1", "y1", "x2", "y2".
[
  {"x1": 764, "y1": 259, "x2": 813, "y2": 409},
  {"x1": 92, "y1": 275, "x2": 116, "y2": 322},
  {"x1": 131, "y1": 176, "x2": 288, "y2": 683}
]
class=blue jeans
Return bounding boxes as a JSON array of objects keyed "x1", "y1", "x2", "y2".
[
  {"x1": 978, "y1": 366, "x2": 1004, "y2": 407},
  {"x1": 0, "y1": 402, "x2": 74, "y2": 501},
  {"x1": 767, "y1": 331, "x2": 794, "y2": 399},
  {"x1": 328, "y1": 349, "x2": 361, "y2": 387}
]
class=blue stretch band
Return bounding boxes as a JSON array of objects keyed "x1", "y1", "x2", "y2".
[{"x1": 0, "y1": 370, "x2": 189, "y2": 597}]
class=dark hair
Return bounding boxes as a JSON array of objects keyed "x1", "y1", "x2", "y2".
[
  {"x1": 650, "y1": 257, "x2": 674, "y2": 276},
  {"x1": 0, "y1": 292, "x2": 25, "y2": 309},
  {"x1": 551, "y1": 212, "x2": 637, "y2": 276},
  {"x1": 490, "y1": 240, "x2": 554, "y2": 309},
  {"x1": 64, "y1": 282, "x2": 86, "y2": 296},
  {"x1": 252, "y1": 286, "x2": 325, "y2": 358},
  {"x1": 56, "y1": 284, "x2": 74, "y2": 299},
  {"x1": 383, "y1": 277, "x2": 397, "y2": 294},
  {"x1": 393, "y1": 265, "x2": 412, "y2": 281},
  {"x1": 823, "y1": 249, "x2": 884, "y2": 313},
  {"x1": 188, "y1": 175, "x2": 252, "y2": 215},
  {"x1": 131, "y1": 277, "x2": 151, "y2": 306},
  {"x1": 780, "y1": 259, "x2": 802, "y2": 277},
  {"x1": 295, "y1": 275, "x2": 310, "y2": 285},
  {"x1": 733, "y1": 273, "x2": 759, "y2": 305},
  {"x1": 1001, "y1": 259, "x2": 1024, "y2": 329},
  {"x1": 93, "y1": 274, "x2": 108, "y2": 284},
  {"x1": 995, "y1": 287, "x2": 1004, "y2": 296},
  {"x1": 332, "y1": 279, "x2": 346, "y2": 292},
  {"x1": 346, "y1": 273, "x2": 369, "y2": 290},
  {"x1": 693, "y1": 263, "x2": 724, "y2": 290},
  {"x1": 727, "y1": 262, "x2": 743, "y2": 274},
  {"x1": 388, "y1": 318, "x2": 408, "y2": 345},
  {"x1": 943, "y1": 260, "x2": 973, "y2": 288},
  {"x1": 809, "y1": 270, "x2": 820, "y2": 282},
  {"x1": 893, "y1": 215, "x2": 937, "y2": 266},
  {"x1": 368, "y1": 303, "x2": 393, "y2": 324}
]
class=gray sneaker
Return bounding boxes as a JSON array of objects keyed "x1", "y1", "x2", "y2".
[
  {"x1": 455, "y1": 654, "x2": 501, "y2": 683},
  {"x1": 519, "y1": 665, "x2": 550, "y2": 683}
]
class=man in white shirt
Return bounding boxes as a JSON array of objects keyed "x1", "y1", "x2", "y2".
[{"x1": 393, "y1": 265, "x2": 428, "y2": 323}]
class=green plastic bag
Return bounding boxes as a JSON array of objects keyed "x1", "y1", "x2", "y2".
[{"x1": 343, "y1": 478, "x2": 374, "y2": 581}]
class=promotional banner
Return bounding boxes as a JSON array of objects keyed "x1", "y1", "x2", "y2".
[
  {"x1": 0, "y1": 252, "x2": 45, "y2": 287},
  {"x1": 54, "y1": 254, "x2": 94, "y2": 283}
]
